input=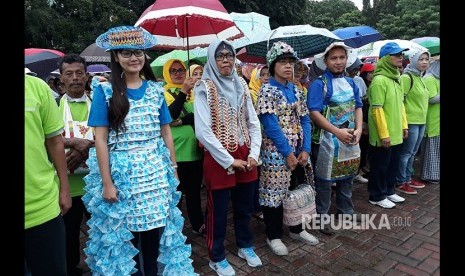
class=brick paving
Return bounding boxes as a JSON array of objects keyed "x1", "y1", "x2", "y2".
[{"x1": 79, "y1": 160, "x2": 440, "y2": 275}]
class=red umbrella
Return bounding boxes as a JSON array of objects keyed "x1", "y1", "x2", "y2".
[
  {"x1": 134, "y1": 0, "x2": 243, "y2": 51},
  {"x1": 25, "y1": 48, "x2": 65, "y2": 80}
]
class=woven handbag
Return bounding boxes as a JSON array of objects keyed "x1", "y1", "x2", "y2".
[{"x1": 282, "y1": 164, "x2": 317, "y2": 226}]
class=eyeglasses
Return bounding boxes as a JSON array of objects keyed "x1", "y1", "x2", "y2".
[
  {"x1": 215, "y1": 53, "x2": 235, "y2": 61},
  {"x1": 277, "y1": 58, "x2": 295, "y2": 65},
  {"x1": 119, "y1": 49, "x2": 145, "y2": 58},
  {"x1": 169, "y1": 68, "x2": 186, "y2": 75},
  {"x1": 390, "y1": 53, "x2": 404, "y2": 58}
]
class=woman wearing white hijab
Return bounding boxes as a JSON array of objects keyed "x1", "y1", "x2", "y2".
[{"x1": 194, "y1": 39, "x2": 262, "y2": 276}]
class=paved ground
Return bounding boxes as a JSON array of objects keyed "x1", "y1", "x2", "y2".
[{"x1": 79, "y1": 159, "x2": 440, "y2": 275}]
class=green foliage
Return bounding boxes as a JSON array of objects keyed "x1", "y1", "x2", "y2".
[
  {"x1": 25, "y1": 0, "x2": 439, "y2": 54},
  {"x1": 376, "y1": 0, "x2": 440, "y2": 39},
  {"x1": 306, "y1": 0, "x2": 359, "y2": 30}
]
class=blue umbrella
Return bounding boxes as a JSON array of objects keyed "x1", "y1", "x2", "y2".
[{"x1": 332, "y1": 25, "x2": 383, "y2": 48}]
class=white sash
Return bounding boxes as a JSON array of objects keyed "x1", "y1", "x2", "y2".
[{"x1": 62, "y1": 95, "x2": 94, "y2": 174}]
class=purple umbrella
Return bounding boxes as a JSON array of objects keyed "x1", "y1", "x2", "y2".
[{"x1": 87, "y1": 64, "x2": 111, "y2": 74}]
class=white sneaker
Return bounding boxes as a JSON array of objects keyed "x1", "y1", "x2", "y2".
[
  {"x1": 386, "y1": 194, "x2": 405, "y2": 203},
  {"x1": 266, "y1": 238, "x2": 288, "y2": 256},
  {"x1": 238, "y1": 247, "x2": 262, "y2": 267},
  {"x1": 369, "y1": 198, "x2": 396, "y2": 209},
  {"x1": 354, "y1": 173, "x2": 369, "y2": 183},
  {"x1": 209, "y1": 259, "x2": 236, "y2": 276},
  {"x1": 289, "y1": 230, "x2": 319, "y2": 245}
]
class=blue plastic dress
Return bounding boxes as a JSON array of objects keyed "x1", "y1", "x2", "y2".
[{"x1": 83, "y1": 80, "x2": 197, "y2": 275}]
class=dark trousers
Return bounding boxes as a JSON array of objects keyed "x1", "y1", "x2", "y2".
[
  {"x1": 368, "y1": 144, "x2": 402, "y2": 201},
  {"x1": 253, "y1": 166, "x2": 262, "y2": 213},
  {"x1": 359, "y1": 134, "x2": 369, "y2": 171},
  {"x1": 177, "y1": 160, "x2": 204, "y2": 231},
  {"x1": 262, "y1": 165, "x2": 306, "y2": 240},
  {"x1": 131, "y1": 227, "x2": 164, "y2": 276},
  {"x1": 25, "y1": 215, "x2": 67, "y2": 276},
  {"x1": 63, "y1": 196, "x2": 90, "y2": 274},
  {"x1": 206, "y1": 181, "x2": 255, "y2": 262}
]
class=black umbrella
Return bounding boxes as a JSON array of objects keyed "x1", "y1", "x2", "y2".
[
  {"x1": 80, "y1": 43, "x2": 110, "y2": 63},
  {"x1": 25, "y1": 51, "x2": 63, "y2": 80}
]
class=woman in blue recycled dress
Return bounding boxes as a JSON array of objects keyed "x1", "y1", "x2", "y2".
[{"x1": 83, "y1": 26, "x2": 197, "y2": 276}]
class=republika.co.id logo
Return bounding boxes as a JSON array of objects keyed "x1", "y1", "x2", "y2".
[{"x1": 301, "y1": 214, "x2": 412, "y2": 230}]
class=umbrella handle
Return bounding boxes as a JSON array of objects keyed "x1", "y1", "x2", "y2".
[{"x1": 266, "y1": 29, "x2": 278, "y2": 51}]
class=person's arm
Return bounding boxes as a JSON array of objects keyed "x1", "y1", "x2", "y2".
[
  {"x1": 94, "y1": 127, "x2": 118, "y2": 202},
  {"x1": 244, "y1": 92, "x2": 262, "y2": 167},
  {"x1": 297, "y1": 113, "x2": 311, "y2": 166},
  {"x1": 45, "y1": 134, "x2": 71, "y2": 215},
  {"x1": 260, "y1": 113, "x2": 293, "y2": 157},
  {"x1": 166, "y1": 91, "x2": 187, "y2": 119},
  {"x1": 161, "y1": 123, "x2": 179, "y2": 179},
  {"x1": 63, "y1": 137, "x2": 95, "y2": 170},
  {"x1": 300, "y1": 114, "x2": 311, "y2": 154}
]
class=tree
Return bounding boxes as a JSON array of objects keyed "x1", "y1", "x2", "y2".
[
  {"x1": 220, "y1": 0, "x2": 307, "y2": 29},
  {"x1": 305, "y1": 0, "x2": 359, "y2": 30},
  {"x1": 376, "y1": 0, "x2": 439, "y2": 39}
]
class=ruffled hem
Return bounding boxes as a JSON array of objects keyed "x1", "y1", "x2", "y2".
[
  {"x1": 157, "y1": 147, "x2": 198, "y2": 276},
  {"x1": 83, "y1": 148, "x2": 138, "y2": 275},
  {"x1": 83, "y1": 146, "x2": 198, "y2": 275}
]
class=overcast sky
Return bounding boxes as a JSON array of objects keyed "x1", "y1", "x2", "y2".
[
  {"x1": 350, "y1": 0, "x2": 363, "y2": 10},
  {"x1": 314, "y1": 0, "x2": 365, "y2": 11}
]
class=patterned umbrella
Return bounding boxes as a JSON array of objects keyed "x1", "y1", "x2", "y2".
[
  {"x1": 243, "y1": 24, "x2": 341, "y2": 64},
  {"x1": 25, "y1": 48, "x2": 65, "y2": 80},
  {"x1": 410, "y1": 37, "x2": 440, "y2": 56},
  {"x1": 135, "y1": 0, "x2": 243, "y2": 51},
  {"x1": 80, "y1": 43, "x2": 111, "y2": 63}
]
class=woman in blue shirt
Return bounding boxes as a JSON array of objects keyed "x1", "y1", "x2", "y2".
[
  {"x1": 83, "y1": 26, "x2": 196, "y2": 276},
  {"x1": 256, "y1": 41, "x2": 319, "y2": 256}
]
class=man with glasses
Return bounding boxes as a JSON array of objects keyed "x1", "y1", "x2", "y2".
[
  {"x1": 194, "y1": 40, "x2": 262, "y2": 276},
  {"x1": 257, "y1": 41, "x2": 319, "y2": 256}
]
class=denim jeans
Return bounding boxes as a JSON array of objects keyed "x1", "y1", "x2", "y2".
[
  {"x1": 397, "y1": 124, "x2": 425, "y2": 183},
  {"x1": 315, "y1": 177, "x2": 354, "y2": 215}
]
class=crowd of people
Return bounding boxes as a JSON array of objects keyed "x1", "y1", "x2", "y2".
[{"x1": 25, "y1": 25, "x2": 440, "y2": 276}]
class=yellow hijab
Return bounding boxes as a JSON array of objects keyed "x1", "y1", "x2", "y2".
[
  {"x1": 248, "y1": 67, "x2": 262, "y2": 105},
  {"x1": 163, "y1": 59, "x2": 187, "y2": 105},
  {"x1": 189, "y1": 64, "x2": 203, "y2": 77}
]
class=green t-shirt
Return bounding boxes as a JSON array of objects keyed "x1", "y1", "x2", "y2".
[
  {"x1": 368, "y1": 75, "x2": 405, "y2": 147},
  {"x1": 59, "y1": 98, "x2": 89, "y2": 197},
  {"x1": 25, "y1": 75, "x2": 64, "y2": 229},
  {"x1": 424, "y1": 75, "x2": 440, "y2": 137},
  {"x1": 400, "y1": 73, "x2": 429, "y2": 124},
  {"x1": 165, "y1": 88, "x2": 202, "y2": 162}
]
